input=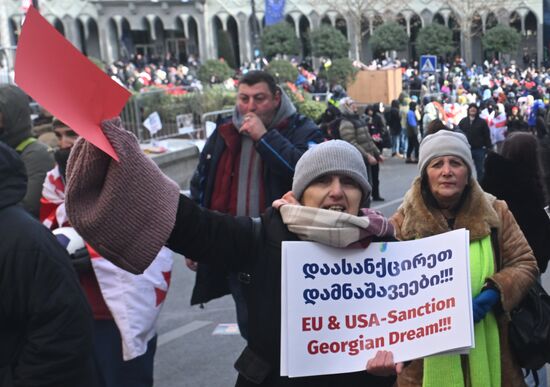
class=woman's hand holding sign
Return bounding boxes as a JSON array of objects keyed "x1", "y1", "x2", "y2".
[{"x1": 366, "y1": 350, "x2": 403, "y2": 376}]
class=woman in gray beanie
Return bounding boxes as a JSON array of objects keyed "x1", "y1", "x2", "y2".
[
  {"x1": 390, "y1": 129, "x2": 537, "y2": 387},
  {"x1": 64, "y1": 119, "x2": 399, "y2": 386}
]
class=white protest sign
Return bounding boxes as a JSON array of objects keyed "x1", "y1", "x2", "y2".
[
  {"x1": 205, "y1": 121, "x2": 217, "y2": 138},
  {"x1": 281, "y1": 229, "x2": 473, "y2": 378},
  {"x1": 176, "y1": 113, "x2": 194, "y2": 135},
  {"x1": 143, "y1": 111, "x2": 162, "y2": 135}
]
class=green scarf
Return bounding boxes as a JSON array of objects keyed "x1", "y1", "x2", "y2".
[{"x1": 423, "y1": 236, "x2": 501, "y2": 387}]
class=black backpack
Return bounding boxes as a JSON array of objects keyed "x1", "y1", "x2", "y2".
[{"x1": 508, "y1": 282, "x2": 550, "y2": 371}]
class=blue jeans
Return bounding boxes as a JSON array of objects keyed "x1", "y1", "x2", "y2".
[
  {"x1": 471, "y1": 148, "x2": 486, "y2": 181},
  {"x1": 93, "y1": 320, "x2": 157, "y2": 387},
  {"x1": 399, "y1": 131, "x2": 408, "y2": 154},
  {"x1": 525, "y1": 366, "x2": 548, "y2": 387},
  {"x1": 391, "y1": 134, "x2": 401, "y2": 154}
]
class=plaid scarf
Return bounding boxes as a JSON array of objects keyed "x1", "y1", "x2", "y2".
[{"x1": 279, "y1": 204, "x2": 394, "y2": 247}]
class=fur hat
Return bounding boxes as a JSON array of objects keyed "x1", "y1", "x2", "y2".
[
  {"x1": 292, "y1": 140, "x2": 372, "y2": 206},
  {"x1": 418, "y1": 130, "x2": 477, "y2": 180}
]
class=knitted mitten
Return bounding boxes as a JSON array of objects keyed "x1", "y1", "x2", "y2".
[
  {"x1": 472, "y1": 288, "x2": 500, "y2": 323},
  {"x1": 65, "y1": 117, "x2": 180, "y2": 274}
]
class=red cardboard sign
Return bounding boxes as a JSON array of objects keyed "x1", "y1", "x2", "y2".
[{"x1": 15, "y1": 6, "x2": 131, "y2": 160}]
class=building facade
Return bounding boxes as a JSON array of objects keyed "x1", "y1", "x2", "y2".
[{"x1": 0, "y1": 0, "x2": 545, "y2": 68}]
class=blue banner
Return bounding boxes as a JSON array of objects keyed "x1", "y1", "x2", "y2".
[{"x1": 265, "y1": 0, "x2": 286, "y2": 26}]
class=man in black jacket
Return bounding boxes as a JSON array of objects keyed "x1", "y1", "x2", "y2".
[
  {"x1": 0, "y1": 141, "x2": 96, "y2": 387},
  {"x1": 457, "y1": 103, "x2": 492, "y2": 180},
  {"x1": 187, "y1": 71, "x2": 323, "y2": 339}
]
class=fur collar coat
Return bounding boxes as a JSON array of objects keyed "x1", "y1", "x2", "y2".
[{"x1": 391, "y1": 177, "x2": 538, "y2": 387}]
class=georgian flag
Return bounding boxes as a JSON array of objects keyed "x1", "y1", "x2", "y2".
[
  {"x1": 41, "y1": 166, "x2": 173, "y2": 360},
  {"x1": 89, "y1": 245, "x2": 173, "y2": 360},
  {"x1": 480, "y1": 109, "x2": 507, "y2": 145}
]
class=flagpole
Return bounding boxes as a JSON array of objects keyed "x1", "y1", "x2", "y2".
[{"x1": 250, "y1": 0, "x2": 260, "y2": 59}]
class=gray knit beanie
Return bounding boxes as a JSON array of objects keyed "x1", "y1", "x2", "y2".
[
  {"x1": 292, "y1": 140, "x2": 371, "y2": 205},
  {"x1": 418, "y1": 130, "x2": 477, "y2": 179},
  {"x1": 65, "y1": 118, "x2": 180, "y2": 274}
]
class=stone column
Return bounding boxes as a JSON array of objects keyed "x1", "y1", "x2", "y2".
[
  {"x1": 0, "y1": 2, "x2": 12, "y2": 50},
  {"x1": 0, "y1": 2, "x2": 14, "y2": 82},
  {"x1": 537, "y1": 18, "x2": 543, "y2": 66},
  {"x1": 97, "y1": 14, "x2": 116, "y2": 64},
  {"x1": 238, "y1": 13, "x2": 251, "y2": 63}
]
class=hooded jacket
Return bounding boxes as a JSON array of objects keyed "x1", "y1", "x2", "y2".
[
  {"x1": 0, "y1": 141, "x2": 97, "y2": 387},
  {"x1": 0, "y1": 85, "x2": 54, "y2": 217},
  {"x1": 387, "y1": 100, "x2": 402, "y2": 136},
  {"x1": 188, "y1": 88, "x2": 323, "y2": 305}
]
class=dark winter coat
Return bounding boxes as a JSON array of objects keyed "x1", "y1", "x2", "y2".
[
  {"x1": 536, "y1": 114, "x2": 548, "y2": 139},
  {"x1": 189, "y1": 113, "x2": 323, "y2": 305},
  {"x1": 481, "y1": 151, "x2": 550, "y2": 272},
  {"x1": 0, "y1": 142, "x2": 97, "y2": 387},
  {"x1": 367, "y1": 112, "x2": 386, "y2": 152},
  {"x1": 457, "y1": 116, "x2": 492, "y2": 150},
  {"x1": 387, "y1": 106, "x2": 402, "y2": 136},
  {"x1": 0, "y1": 85, "x2": 54, "y2": 218},
  {"x1": 167, "y1": 195, "x2": 395, "y2": 387},
  {"x1": 507, "y1": 114, "x2": 528, "y2": 133},
  {"x1": 540, "y1": 136, "x2": 550, "y2": 204},
  {"x1": 391, "y1": 177, "x2": 538, "y2": 387}
]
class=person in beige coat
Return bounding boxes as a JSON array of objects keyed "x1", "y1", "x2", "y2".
[{"x1": 390, "y1": 130, "x2": 538, "y2": 387}]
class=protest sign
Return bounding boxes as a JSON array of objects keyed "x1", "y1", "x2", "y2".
[
  {"x1": 176, "y1": 113, "x2": 194, "y2": 135},
  {"x1": 143, "y1": 112, "x2": 163, "y2": 135},
  {"x1": 15, "y1": 6, "x2": 131, "y2": 161},
  {"x1": 281, "y1": 229, "x2": 473, "y2": 378}
]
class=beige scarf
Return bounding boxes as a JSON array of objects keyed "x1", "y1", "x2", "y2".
[{"x1": 279, "y1": 204, "x2": 395, "y2": 247}]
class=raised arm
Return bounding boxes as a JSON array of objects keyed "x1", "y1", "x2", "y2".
[
  {"x1": 167, "y1": 194, "x2": 257, "y2": 272},
  {"x1": 65, "y1": 118, "x2": 260, "y2": 274},
  {"x1": 65, "y1": 118, "x2": 181, "y2": 274}
]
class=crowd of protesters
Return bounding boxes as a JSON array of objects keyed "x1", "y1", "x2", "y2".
[
  {"x1": 106, "y1": 53, "x2": 203, "y2": 91},
  {"x1": 19, "y1": 51, "x2": 550, "y2": 208},
  {"x1": 2, "y1": 45, "x2": 550, "y2": 386},
  {"x1": 114, "y1": 50, "x2": 549, "y2": 208}
]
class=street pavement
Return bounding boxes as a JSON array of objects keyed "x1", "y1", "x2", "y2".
[{"x1": 153, "y1": 153, "x2": 550, "y2": 386}]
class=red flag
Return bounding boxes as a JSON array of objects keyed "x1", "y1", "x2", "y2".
[{"x1": 15, "y1": 6, "x2": 130, "y2": 161}]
